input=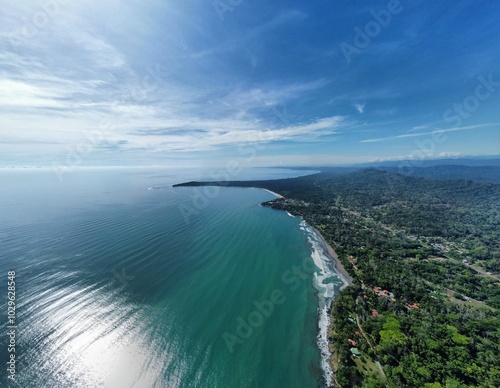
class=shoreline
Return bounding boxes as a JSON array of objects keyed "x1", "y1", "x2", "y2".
[
  {"x1": 261, "y1": 188, "x2": 284, "y2": 198},
  {"x1": 310, "y1": 226, "x2": 353, "y2": 286},
  {"x1": 256, "y1": 187, "x2": 343, "y2": 386},
  {"x1": 258, "y1": 187, "x2": 353, "y2": 385},
  {"x1": 257, "y1": 186, "x2": 351, "y2": 284},
  {"x1": 307, "y1": 226, "x2": 352, "y2": 388}
]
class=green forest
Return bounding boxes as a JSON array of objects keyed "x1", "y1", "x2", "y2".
[{"x1": 175, "y1": 168, "x2": 500, "y2": 387}]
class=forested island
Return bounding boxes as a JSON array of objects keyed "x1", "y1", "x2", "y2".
[{"x1": 174, "y1": 166, "x2": 500, "y2": 387}]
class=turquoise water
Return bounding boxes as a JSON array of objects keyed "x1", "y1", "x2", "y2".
[{"x1": 0, "y1": 168, "x2": 345, "y2": 387}]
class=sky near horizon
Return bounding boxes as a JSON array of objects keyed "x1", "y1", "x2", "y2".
[{"x1": 1, "y1": 0, "x2": 500, "y2": 168}]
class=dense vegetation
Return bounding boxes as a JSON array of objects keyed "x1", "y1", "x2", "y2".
[{"x1": 175, "y1": 168, "x2": 500, "y2": 387}]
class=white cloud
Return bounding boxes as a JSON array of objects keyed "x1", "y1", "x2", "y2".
[
  {"x1": 3, "y1": 1, "x2": 496, "y2": 166},
  {"x1": 0, "y1": 79, "x2": 63, "y2": 108},
  {"x1": 220, "y1": 79, "x2": 329, "y2": 109},
  {"x1": 123, "y1": 115, "x2": 345, "y2": 152},
  {"x1": 354, "y1": 103, "x2": 365, "y2": 113}
]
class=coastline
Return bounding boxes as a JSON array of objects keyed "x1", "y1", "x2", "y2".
[
  {"x1": 261, "y1": 188, "x2": 284, "y2": 198},
  {"x1": 257, "y1": 187, "x2": 343, "y2": 386},
  {"x1": 256, "y1": 187, "x2": 350, "y2": 386},
  {"x1": 176, "y1": 182, "x2": 344, "y2": 386},
  {"x1": 301, "y1": 221, "x2": 352, "y2": 387},
  {"x1": 307, "y1": 226, "x2": 352, "y2": 388},
  {"x1": 310, "y1": 226, "x2": 353, "y2": 286},
  {"x1": 258, "y1": 186, "x2": 351, "y2": 284},
  {"x1": 259, "y1": 185, "x2": 351, "y2": 285}
]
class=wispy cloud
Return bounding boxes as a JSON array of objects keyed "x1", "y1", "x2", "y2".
[
  {"x1": 124, "y1": 115, "x2": 345, "y2": 153},
  {"x1": 360, "y1": 124, "x2": 498, "y2": 143},
  {"x1": 354, "y1": 103, "x2": 365, "y2": 113}
]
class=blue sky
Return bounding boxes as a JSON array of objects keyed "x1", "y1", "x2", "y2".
[{"x1": 1, "y1": 0, "x2": 500, "y2": 168}]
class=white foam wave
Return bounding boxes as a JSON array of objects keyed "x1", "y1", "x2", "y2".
[
  {"x1": 300, "y1": 220, "x2": 344, "y2": 387},
  {"x1": 147, "y1": 185, "x2": 171, "y2": 190}
]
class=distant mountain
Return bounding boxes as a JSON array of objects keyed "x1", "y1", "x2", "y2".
[
  {"x1": 365, "y1": 157, "x2": 500, "y2": 168},
  {"x1": 278, "y1": 158, "x2": 500, "y2": 184},
  {"x1": 376, "y1": 165, "x2": 500, "y2": 184}
]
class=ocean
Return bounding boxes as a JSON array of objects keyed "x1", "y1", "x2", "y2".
[{"x1": 0, "y1": 167, "x2": 346, "y2": 388}]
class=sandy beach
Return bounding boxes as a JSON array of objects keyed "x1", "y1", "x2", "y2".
[
  {"x1": 262, "y1": 188, "x2": 284, "y2": 198},
  {"x1": 311, "y1": 226, "x2": 353, "y2": 286}
]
